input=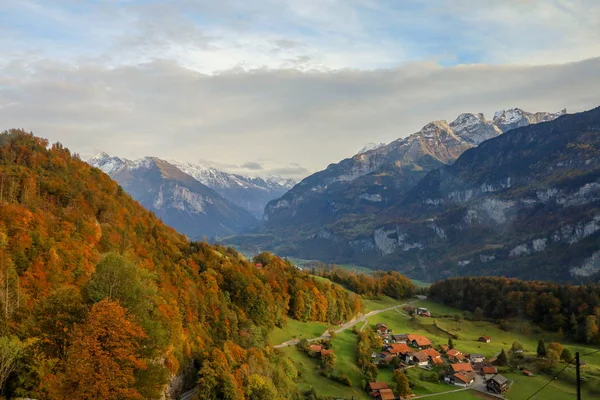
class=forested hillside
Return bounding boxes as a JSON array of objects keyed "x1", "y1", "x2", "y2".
[
  {"x1": 429, "y1": 277, "x2": 600, "y2": 344},
  {"x1": 0, "y1": 130, "x2": 362, "y2": 399}
]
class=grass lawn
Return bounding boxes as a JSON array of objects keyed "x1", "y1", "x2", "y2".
[
  {"x1": 377, "y1": 367, "x2": 456, "y2": 396},
  {"x1": 269, "y1": 318, "x2": 327, "y2": 345},
  {"x1": 280, "y1": 346, "x2": 369, "y2": 399},
  {"x1": 504, "y1": 370, "x2": 577, "y2": 400},
  {"x1": 362, "y1": 295, "x2": 406, "y2": 313},
  {"x1": 433, "y1": 389, "x2": 497, "y2": 399},
  {"x1": 330, "y1": 330, "x2": 364, "y2": 388}
]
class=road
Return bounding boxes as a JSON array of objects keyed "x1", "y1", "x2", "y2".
[{"x1": 273, "y1": 298, "x2": 419, "y2": 349}]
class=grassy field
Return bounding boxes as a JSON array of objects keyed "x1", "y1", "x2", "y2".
[
  {"x1": 433, "y1": 389, "x2": 498, "y2": 399},
  {"x1": 280, "y1": 346, "x2": 369, "y2": 399},
  {"x1": 269, "y1": 318, "x2": 327, "y2": 345},
  {"x1": 361, "y1": 295, "x2": 406, "y2": 313},
  {"x1": 330, "y1": 330, "x2": 365, "y2": 388}
]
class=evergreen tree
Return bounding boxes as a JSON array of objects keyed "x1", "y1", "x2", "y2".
[
  {"x1": 560, "y1": 348, "x2": 573, "y2": 363},
  {"x1": 393, "y1": 369, "x2": 412, "y2": 398},
  {"x1": 510, "y1": 341, "x2": 523, "y2": 354},
  {"x1": 497, "y1": 348, "x2": 508, "y2": 366},
  {"x1": 448, "y1": 338, "x2": 454, "y2": 349},
  {"x1": 536, "y1": 340, "x2": 546, "y2": 357}
]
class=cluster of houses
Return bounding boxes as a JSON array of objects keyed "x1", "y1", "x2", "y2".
[
  {"x1": 308, "y1": 344, "x2": 334, "y2": 359},
  {"x1": 370, "y1": 323, "x2": 510, "y2": 397},
  {"x1": 367, "y1": 382, "x2": 395, "y2": 400}
]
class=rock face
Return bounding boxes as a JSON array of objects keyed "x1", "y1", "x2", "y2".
[
  {"x1": 227, "y1": 107, "x2": 600, "y2": 282},
  {"x1": 89, "y1": 155, "x2": 257, "y2": 239}
]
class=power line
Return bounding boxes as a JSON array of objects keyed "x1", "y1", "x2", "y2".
[{"x1": 524, "y1": 349, "x2": 600, "y2": 400}]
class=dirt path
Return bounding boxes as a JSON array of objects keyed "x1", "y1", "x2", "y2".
[{"x1": 273, "y1": 298, "x2": 420, "y2": 349}]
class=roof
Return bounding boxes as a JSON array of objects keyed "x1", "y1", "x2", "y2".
[
  {"x1": 470, "y1": 353, "x2": 485, "y2": 359},
  {"x1": 423, "y1": 348, "x2": 441, "y2": 358},
  {"x1": 368, "y1": 382, "x2": 390, "y2": 391},
  {"x1": 451, "y1": 363, "x2": 473, "y2": 372},
  {"x1": 413, "y1": 336, "x2": 432, "y2": 346},
  {"x1": 454, "y1": 371, "x2": 475, "y2": 384},
  {"x1": 412, "y1": 351, "x2": 429, "y2": 362},
  {"x1": 321, "y1": 349, "x2": 334, "y2": 356},
  {"x1": 479, "y1": 336, "x2": 491, "y2": 341},
  {"x1": 483, "y1": 366, "x2": 498, "y2": 374},
  {"x1": 392, "y1": 333, "x2": 409, "y2": 338},
  {"x1": 440, "y1": 345, "x2": 449, "y2": 352},
  {"x1": 489, "y1": 374, "x2": 509, "y2": 385},
  {"x1": 433, "y1": 357, "x2": 445, "y2": 365},
  {"x1": 447, "y1": 349, "x2": 462, "y2": 357},
  {"x1": 379, "y1": 388, "x2": 395, "y2": 400},
  {"x1": 310, "y1": 345, "x2": 322, "y2": 352},
  {"x1": 388, "y1": 343, "x2": 411, "y2": 354},
  {"x1": 522, "y1": 369, "x2": 534, "y2": 376},
  {"x1": 376, "y1": 323, "x2": 388, "y2": 328}
]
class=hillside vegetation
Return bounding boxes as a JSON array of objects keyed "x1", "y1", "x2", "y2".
[{"x1": 0, "y1": 130, "x2": 362, "y2": 399}]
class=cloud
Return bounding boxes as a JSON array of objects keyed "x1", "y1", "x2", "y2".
[
  {"x1": 267, "y1": 165, "x2": 311, "y2": 176},
  {"x1": 240, "y1": 162, "x2": 264, "y2": 171},
  {"x1": 2, "y1": 57, "x2": 599, "y2": 179}
]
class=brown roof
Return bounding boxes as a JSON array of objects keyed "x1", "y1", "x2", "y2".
[
  {"x1": 440, "y1": 345, "x2": 449, "y2": 352},
  {"x1": 454, "y1": 371, "x2": 475, "y2": 383},
  {"x1": 451, "y1": 363, "x2": 473, "y2": 372},
  {"x1": 388, "y1": 343, "x2": 411, "y2": 354},
  {"x1": 432, "y1": 357, "x2": 445, "y2": 365},
  {"x1": 412, "y1": 351, "x2": 429, "y2": 362},
  {"x1": 368, "y1": 382, "x2": 390, "y2": 391},
  {"x1": 483, "y1": 366, "x2": 497, "y2": 375},
  {"x1": 321, "y1": 349, "x2": 334, "y2": 357},
  {"x1": 310, "y1": 345, "x2": 322, "y2": 352},
  {"x1": 415, "y1": 336, "x2": 432, "y2": 346},
  {"x1": 447, "y1": 349, "x2": 462, "y2": 357},
  {"x1": 423, "y1": 348, "x2": 441, "y2": 358},
  {"x1": 379, "y1": 389, "x2": 395, "y2": 400}
]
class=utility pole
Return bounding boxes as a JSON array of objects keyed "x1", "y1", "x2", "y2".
[{"x1": 576, "y1": 352, "x2": 581, "y2": 400}]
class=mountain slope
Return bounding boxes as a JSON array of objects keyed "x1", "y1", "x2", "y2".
[
  {"x1": 89, "y1": 154, "x2": 257, "y2": 238},
  {"x1": 171, "y1": 161, "x2": 295, "y2": 217},
  {"x1": 250, "y1": 107, "x2": 599, "y2": 282},
  {"x1": 0, "y1": 130, "x2": 362, "y2": 399},
  {"x1": 258, "y1": 108, "x2": 565, "y2": 245}
]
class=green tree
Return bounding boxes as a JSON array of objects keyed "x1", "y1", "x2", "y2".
[
  {"x1": 546, "y1": 349, "x2": 560, "y2": 369},
  {"x1": 0, "y1": 336, "x2": 22, "y2": 393},
  {"x1": 473, "y1": 307, "x2": 483, "y2": 321},
  {"x1": 584, "y1": 315, "x2": 599, "y2": 344},
  {"x1": 448, "y1": 338, "x2": 454, "y2": 349},
  {"x1": 393, "y1": 369, "x2": 412, "y2": 397},
  {"x1": 536, "y1": 340, "x2": 546, "y2": 357},
  {"x1": 560, "y1": 348, "x2": 573, "y2": 363},
  {"x1": 497, "y1": 348, "x2": 508, "y2": 366},
  {"x1": 511, "y1": 341, "x2": 523, "y2": 354}
]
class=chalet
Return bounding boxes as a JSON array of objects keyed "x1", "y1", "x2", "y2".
[
  {"x1": 440, "y1": 344, "x2": 450, "y2": 352},
  {"x1": 522, "y1": 369, "x2": 534, "y2": 377},
  {"x1": 391, "y1": 334, "x2": 409, "y2": 344},
  {"x1": 411, "y1": 351, "x2": 430, "y2": 367},
  {"x1": 309, "y1": 345, "x2": 322, "y2": 355},
  {"x1": 479, "y1": 336, "x2": 491, "y2": 343},
  {"x1": 482, "y1": 366, "x2": 498, "y2": 376},
  {"x1": 255, "y1": 263, "x2": 263, "y2": 268},
  {"x1": 376, "y1": 323, "x2": 392, "y2": 335},
  {"x1": 386, "y1": 343, "x2": 411, "y2": 356},
  {"x1": 423, "y1": 348, "x2": 443, "y2": 365},
  {"x1": 378, "y1": 388, "x2": 396, "y2": 400},
  {"x1": 445, "y1": 371, "x2": 476, "y2": 387},
  {"x1": 450, "y1": 363, "x2": 473, "y2": 373},
  {"x1": 321, "y1": 349, "x2": 334, "y2": 357},
  {"x1": 416, "y1": 307, "x2": 431, "y2": 317},
  {"x1": 446, "y1": 349, "x2": 465, "y2": 362},
  {"x1": 469, "y1": 354, "x2": 485, "y2": 364},
  {"x1": 368, "y1": 382, "x2": 389, "y2": 397},
  {"x1": 407, "y1": 334, "x2": 432, "y2": 349},
  {"x1": 486, "y1": 374, "x2": 509, "y2": 394}
]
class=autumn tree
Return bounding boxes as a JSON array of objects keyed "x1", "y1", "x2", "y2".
[
  {"x1": 394, "y1": 369, "x2": 412, "y2": 398},
  {"x1": 55, "y1": 299, "x2": 147, "y2": 400},
  {"x1": 0, "y1": 336, "x2": 21, "y2": 393},
  {"x1": 546, "y1": 349, "x2": 560, "y2": 369},
  {"x1": 547, "y1": 342, "x2": 564, "y2": 358},
  {"x1": 584, "y1": 315, "x2": 599, "y2": 344}
]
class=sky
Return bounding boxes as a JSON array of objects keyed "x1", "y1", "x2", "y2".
[{"x1": 1, "y1": 0, "x2": 599, "y2": 179}]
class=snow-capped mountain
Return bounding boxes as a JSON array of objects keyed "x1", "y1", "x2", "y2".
[
  {"x1": 88, "y1": 154, "x2": 257, "y2": 239},
  {"x1": 492, "y1": 108, "x2": 567, "y2": 133},
  {"x1": 89, "y1": 154, "x2": 296, "y2": 217}
]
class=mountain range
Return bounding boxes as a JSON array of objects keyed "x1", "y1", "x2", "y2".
[
  {"x1": 225, "y1": 107, "x2": 600, "y2": 282},
  {"x1": 88, "y1": 154, "x2": 295, "y2": 238}
]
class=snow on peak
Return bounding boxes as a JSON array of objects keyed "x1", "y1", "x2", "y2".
[
  {"x1": 358, "y1": 142, "x2": 386, "y2": 154},
  {"x1": 88, "y1": 152, "x2": 127, "y2": 174}
]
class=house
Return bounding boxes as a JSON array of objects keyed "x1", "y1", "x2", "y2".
[
  {"x1": 309, "y1": 345, "x2": 322, "y2": 354},
  {"x1": 479, "y1": 336, "x2": 491, "y2": 343},
  {"x1": 482, "y1": 366, "x2": 498, "y2": 376},
  {"x1": 391, "y1": 334, "x2": 409, "y2": 344},
  {"x1": 446, "y1": 349, "x2": 465, "y2": 362},
  {"x1": 450, "y1": 363, "x2": 473, "y2": 373},
  {"x1": 423, "y1": 348, "x2": 443, "y2": 365},
  {"x1": 417, "y1": 307, "x2": 432, "y2": 317},
  {"x1": 368, "y1": 382, "x2": 390, "y2": 397},
  {"x1": 378, "y1": 388, "x2": 396, "y2": 400},
  {"x1": 387, "y1": 343, "x2": 412, "y2": 356},
  {"x1": 469, "y1": 354, "x2": 486, "y2": 364},
  {"x1": 522, "y1": 369, "x2": 534, "y2": 377},
  {"x1": 255, "y1": 263, "x2": 263, "y2": 268},
  {"x1": 431, "y1": 357, "x2": 445, "y2": 366},
  {"x1": 321, "y1": 349, "x2": 334, "y2": 357},
  {"x1": 376, "y1": 323, "x2": 392, "y2": 335},
  {"x1": 411, "y1": 351, "x2": 430, "y2": 367},
  {"x1": 486, "y1": 374, "x2": 509, "y2": 394},
  {"x1": 445, "y1": 371, "x2": 476, "y2": 387},
  {"x1": 440, "y1": 344, "x2": 449, "y2": 352},
  {"x1": 407, "y1": 334, "x2": 432, "y2": 349}
]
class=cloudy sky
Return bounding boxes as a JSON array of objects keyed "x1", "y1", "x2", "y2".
[{"x1": 1, "y1": 0, "x2": 599, "y2": 178}]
